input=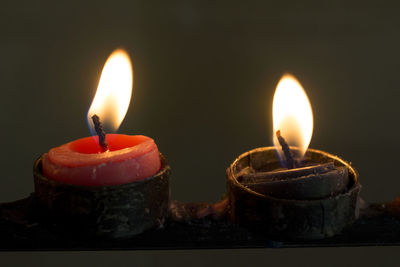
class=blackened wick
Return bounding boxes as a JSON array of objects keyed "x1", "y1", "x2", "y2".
[
  {"x1": 91, "y1": 114, "x2": 109, "y2": 152},
  {"x1": 276, "y1": 130, "x2": 295, "y2": 169}
]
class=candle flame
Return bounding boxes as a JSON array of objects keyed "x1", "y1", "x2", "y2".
[
  {"x1": 272, "y1": 74, "x2": 313, "y2": 160},
  {"x1": 87, "y1": 49, "x2": 133, "y2": 134}
]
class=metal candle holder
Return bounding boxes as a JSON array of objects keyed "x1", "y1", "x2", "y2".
[
  {"x1": 34, "y1": 153, "x2": 170, "y2": 239},
  {"x1": 1, "y1": 150, "x2": 400, "y2": 250},
  {"x1": 227, "y1": 147, "x2": 361, "y2": 240}
]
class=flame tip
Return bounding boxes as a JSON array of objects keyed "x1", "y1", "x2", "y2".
[{"x1": 111, "y1": 48, "x2": 130, "y2": 56}]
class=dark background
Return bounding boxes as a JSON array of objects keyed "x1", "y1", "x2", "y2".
[{"x1": 1, "y1": 0, "x2": 400, "y2": 266}]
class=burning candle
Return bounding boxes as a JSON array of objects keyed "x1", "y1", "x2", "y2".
[
  {"x1": 238, "y1": 74, "x2": 350, "y2": 199},
  {"x1": 34, "y1": 49, "x2": 170, "y2": 239},
  {"x1": 42, "y1": 49, "x2": 161, "y2": 186},
  {"x1": 227, "y1": 74, "x2": 361, "y2": 240}
]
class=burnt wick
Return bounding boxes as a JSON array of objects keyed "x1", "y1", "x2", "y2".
[
  {"x1": 91, "y1": 114, "x2": 109, "y2": 152},
  {"x1": 276, "y1": 130, "x2": 295, "y2": 169}
]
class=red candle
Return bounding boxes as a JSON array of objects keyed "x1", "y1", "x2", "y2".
[
  {"x1": 42, "y1": 134, "x2": 161, "y2": 186},
  {"x1": 42, "y1": 49, "x2": 161, "y2": 186}
]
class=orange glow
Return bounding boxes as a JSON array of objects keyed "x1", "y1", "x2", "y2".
[
  {"x1": 87, "y1": 49, "x2": 133, "y2": 133},
  {"x1": 272, "y1": 74, "x2": 313, "y2": 159}
]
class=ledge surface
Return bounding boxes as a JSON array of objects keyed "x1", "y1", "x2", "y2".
[{"x1": 1, "y1": 195, "x2": 400, "y2": 251}]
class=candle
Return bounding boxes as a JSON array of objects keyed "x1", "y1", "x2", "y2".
[
  {"x1": 42, "y1": 134, "x2": 160, "y2": 186},
  {"x1": 227, "y1": 74, "x2": 361, "y2": 240},
  {"x1": 41, "y1": 49, "x2": 161, "y2": 186},
  {"x1": 238, "y1": 75, "x2": 349, "y2": 199},
  {"x1": 34, "y1": 49, "x2": 170, "y2": 239}
]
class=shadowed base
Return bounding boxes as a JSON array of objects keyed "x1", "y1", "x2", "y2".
[{"x1": 1, "y1": 196, "x2": 400, "y2": 250}]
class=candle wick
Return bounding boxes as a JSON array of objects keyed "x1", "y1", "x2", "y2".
[
  {"x1": 276, "y1": 130, "x2": 296, "y2": 169},
  {"x1": 91, "y1": 114, "x2": 109, "y2": 152}
]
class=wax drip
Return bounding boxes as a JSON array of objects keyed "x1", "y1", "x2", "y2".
[
  {"x1": 276, "y1": 130, "x2": 295, "y2": 169},
  {"x1": 91, "y1": 115, "x2": 109, "y2": 152}
]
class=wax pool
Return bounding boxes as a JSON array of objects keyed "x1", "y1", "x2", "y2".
[{"x1": 42, "y1": 134, "x2": 161, "y2": 186}]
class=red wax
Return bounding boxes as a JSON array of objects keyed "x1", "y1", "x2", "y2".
[{"x1": 42, "y1": 134, "x2": 161, "y2": 186}]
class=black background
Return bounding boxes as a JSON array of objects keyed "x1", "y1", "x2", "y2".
[{"x1": 1, "y1": 0, "x2": 400, "y2": 266}]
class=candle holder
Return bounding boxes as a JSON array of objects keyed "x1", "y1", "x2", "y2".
[
  {"x1": 227, "y1": 147, "x2": 361, "y2": 240},
  {"x1": 2, "y1": 157, "x2": 400, "y2": 249},
  {"x1": 33, "y1": 153, "x2": 170, "y2": 239}
]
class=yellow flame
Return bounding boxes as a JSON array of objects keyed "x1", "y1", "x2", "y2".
[
  {"x1": 272, "y1": 74, "x2": 313, "y2": 159},
  {"x1": 87, "y1": 49, "x2": 133, "y2": 133}
]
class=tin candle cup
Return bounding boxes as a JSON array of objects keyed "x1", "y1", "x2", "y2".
[
  {"x1": 227, "y1": 147, "x2": 361, "y2": 240},
  {"x1": 33, "y1": 153, "x2": 170, "y2": 239}
]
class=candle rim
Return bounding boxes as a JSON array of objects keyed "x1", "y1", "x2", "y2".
[{"x1": 47, "y1": 134, "x2": 158, "y2": 167}]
